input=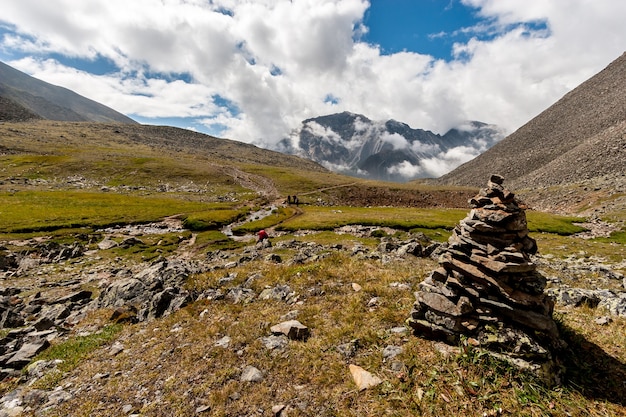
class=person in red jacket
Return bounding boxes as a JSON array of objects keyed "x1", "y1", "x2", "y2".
[{"x1": 257, "y1": 229, "x2": 269, "y2": 242}]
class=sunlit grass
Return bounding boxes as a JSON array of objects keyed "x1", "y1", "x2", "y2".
[
  {"x1": 231, "y1": 206, "x2": 298, "y2": 234},
  {"x1": 0, "y1": 190, "x2": 217, "y2": 233},
  {"x1": 275, "y1": 206, "x2": 587, "y2": 236},
  {"x1": 277, "y1": 206, "x2": 466, "y2": 231},
  {"x1": 28, "y1": 324, "x2": 123, "y2": 390},
  {"x1": 42, "y1": 250, "x2": 626, "y2": 417},
  {"x1": 182, "y1": 208, "x2": 249, "y2": 231},
  {"x1": 526, "y1": 211, "x2": 587, "y2": 235}
]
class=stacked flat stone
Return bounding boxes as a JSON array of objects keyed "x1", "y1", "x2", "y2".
[{"x1": 408, "y1": 174, "x2": 563, "y2": 379}]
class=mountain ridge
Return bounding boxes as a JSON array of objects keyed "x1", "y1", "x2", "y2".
[{"x1": 0, "y1": 60, "x2": 137, "y2": 124}]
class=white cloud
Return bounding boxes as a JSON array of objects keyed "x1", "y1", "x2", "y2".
[
  {"x1": 421, "y1": 146, "x2": 482, "y2": 177},
  {"x1": 388, "y1": 144, "x2": 484, "y2": 179},
  {"x1": 1, "y1": 0, "x2": 625, "y2": 147},
  {"x1": 411, "y1": 141, "x2": 441, "y2": 154},
  {"x1": 387, "y1": 161, "x2": 424, "y2": 178},
  {"x1": 303, "y1": 121, "x2": 343, "y2": 144},
  {"x1": 379, "y1": 132, "x2": 409, "y2": 150}
]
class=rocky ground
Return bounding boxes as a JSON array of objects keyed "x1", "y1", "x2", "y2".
[
  {"x1": 0, "y1": 184, "x2": 626, "y2": 416},
  {"x1": 0, "y1": 200, "x2": 625, "y2": 415}
]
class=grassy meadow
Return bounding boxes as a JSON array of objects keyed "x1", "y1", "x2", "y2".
[{"x1": 0, "y1": 120, "x2": 625, "y2": 416}]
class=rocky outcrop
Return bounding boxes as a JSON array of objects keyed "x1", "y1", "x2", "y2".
[
  {"x1": 94, "y1": 258, "x2": 197, "y2": 322},
  {"x1": 0, "y1": 288, "x2": 92, "y2": 378},
  {"x1": 408, "y1": 175, "x2": 564, "y2": 384}
]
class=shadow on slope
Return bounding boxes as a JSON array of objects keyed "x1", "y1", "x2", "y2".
[{"x1": 559, "y1": 322, "x2": 626, "y2": 406}]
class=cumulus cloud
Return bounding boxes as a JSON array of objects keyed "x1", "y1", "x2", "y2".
[
  {"x1": 1, "y1": 0, "x2": 625, "y2": 147},
  {"x1": 387, "y1": 144, "x2": 484, "y2": 179},
  {"x1": 411, "y1": 141, "x2": 441, "y2": 154},
  {"x1": 386, "y1": 161, "x2": 425, "y2": 178},
  {"x1": 379, "y1": 132, "x2": 409, "y2": 150},
  {"x1": 421, "y1": 145, "x2": 483, "y2": 178},
  {"x1": 304, "y1": 121, "x2": 343, "y2": 144}
]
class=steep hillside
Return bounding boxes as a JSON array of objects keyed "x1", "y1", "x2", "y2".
[
  {"x1": 0, "y1": 95, "x2": 42, "y2": 122},
  {"x1": 0, "y1": 61, "x2": 136, "y2": 124},
  {"x1": 437, "y1": 52, "x2": 626, "y2": 193}
]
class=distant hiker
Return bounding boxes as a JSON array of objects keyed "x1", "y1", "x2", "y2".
[
  {"x1": 293, "y1": 195, "x2": 299, "y2": 206},
  {"x1": 257, "y1": 229, "x2": 269, "y2": 242},
  {"x1": 287, "y1": 195, "x2": 292, "y2": 204}
]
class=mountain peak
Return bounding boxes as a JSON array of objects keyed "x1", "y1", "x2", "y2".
[{"x1": 280, "y1": 113, "x2": 504, "y2": 182}]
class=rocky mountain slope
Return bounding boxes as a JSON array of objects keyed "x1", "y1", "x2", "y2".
[
  {"x1": 0, "y1": 61, "x2": 136, "y2": 124},
  {"x1": 437, "y1": 52, "x2": 626, "y2": 195},
  {"x1": 271, "y1": 112, "x2": 504, "y2": 182}
]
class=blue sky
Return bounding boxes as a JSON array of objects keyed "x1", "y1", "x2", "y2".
[
  {"x1": 0, "y1": 0, "x2": 624, "y2": 149},
  {"x1": 364, "y1": 0, "x2": 482, "y2": 57}
]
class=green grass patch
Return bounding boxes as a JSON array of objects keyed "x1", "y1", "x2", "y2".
[
  {"x1": 182, "y1": 208, "x2": 248, "y2": 231},
  {"x1": 275, "y1": 206, "x2": 586, "y2": 236},
  {"x1": 108, "y1": 231, "x2": 194, "y2": 261},
  {"x1": 194, "y1": 230, "x2": 246, "y2": 251},
  {"x1": 276, "y1": 206, "x2": 466, "y2": 232},
  {"x1": 526, "y1": 211, "x2": 587, "y2": 235},
  {"x1": 0, "y1": 190, "x2": 214, "y2": 233},
  {"x1": 29, "y1": 324, "x2": 123, "y2": 389},
  {"x1": 594, "y1": 230, "x2": 626, "y2": 245}
]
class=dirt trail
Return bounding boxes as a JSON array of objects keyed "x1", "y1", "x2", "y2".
[
  {"x1": 222, "y1": 166, "x2": 279, "y2": 199},
  {"x1": 298, "y1": 182, "x2": 358, "y2": 196}
]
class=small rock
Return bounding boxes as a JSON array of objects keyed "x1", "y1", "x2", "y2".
[
  {"x1": 97, "y1": 239, "x2": 119, "y2": 250},
  {"x1": 214, "y1": 336, "x2": 232, "y2": 349},
  {"x1": 389, "y1": 282, "x2": 411, "y2": 291},
  {"x1": 390, "y1": 361, "x2": 405, "y2": 372},
  {"x1": 595, "y1": 316, "x2": 612, "y2": 325},
  {"x1": 93, "y1": 372, "x2": 110, "y2": 380},
  {"x1": 122, "y1": 404, "x2": 134, "y2": 414},
  {"x1": 349, "y1": 364, "x2": 382, "y2": 391},
  {"x1": 336, "y1": 339, "x2": 359, "y2": 358},
  {"x1": 196, "y1": 405, "x2": 211, "y2": 413},
  {"x1": 270, "y1": 320, "x2": 310, "y2": 341},
  {"x1": 367, "y1": 297, "x2": 380, "y2": 308},
  {"x1": 110, "y1": 341, "x2": 124, "y2": 356},
  {"x1": 382, "y1": 345, "x2": 403, "y2": 360},
  {"x1": 260, "y1": 335, "x2": 288, "y2": 350},
  {"x1": 6, "y1": 340, "x2": 50, "y2": 368},
  {"x1": 272, "y1": 404, "x2": 287, "y2": 416},
  {"x1": 46, "y1": 388, "x2": 72, "y2": 406},
  {"x1": 279, "y1": 310, "x2": 299, "y2": 321},
  {"x1": 389, "y1": 326, "x2": 408, "y2": 334},
  {"x1": 352, "y1": 283, "x2": 362, "y2": 292},
  {"x1": 240, "y1": 365, "x2": 264, "y2": 383}
]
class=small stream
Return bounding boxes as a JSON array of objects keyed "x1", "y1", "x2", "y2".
[
  {"x1": 221, "y1": 204, "x2": 278, "y2": 240},
  {"x1": 95, "y1": 204, "x2": 279, "y2": 241}
]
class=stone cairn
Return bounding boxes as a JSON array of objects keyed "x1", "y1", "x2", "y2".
[{"x1": 408, "y1": 174, "x2": 564, "y2": 383}]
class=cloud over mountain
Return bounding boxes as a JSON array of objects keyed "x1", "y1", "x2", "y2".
[{"x1": 269, "y1": 112, "x2": 504, "y2": 181}]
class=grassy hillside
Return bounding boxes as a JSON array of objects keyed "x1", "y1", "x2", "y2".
[{"x1": 0, "y1": 120, "x2": 624, "y2": 416}]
